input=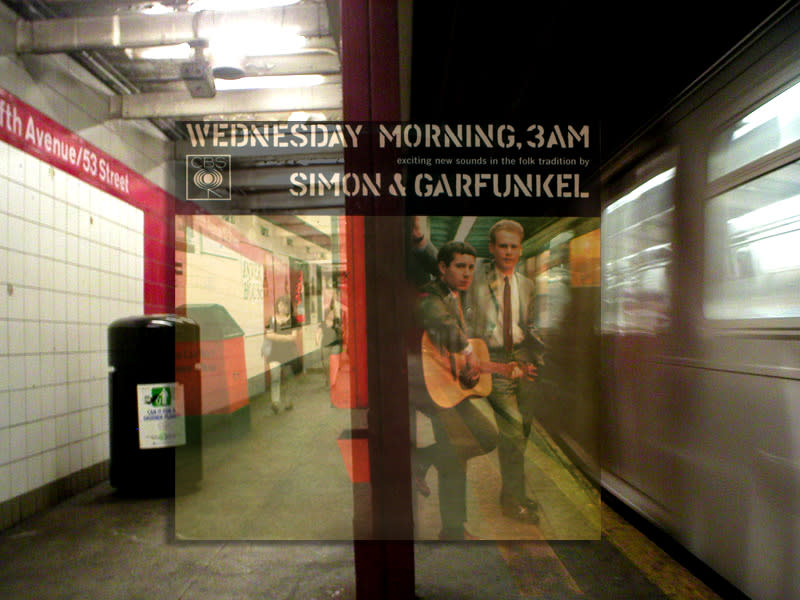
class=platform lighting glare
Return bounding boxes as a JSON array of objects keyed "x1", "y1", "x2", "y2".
[
  {"x1": 188, "y1": 0, "x2": 301, "y2": 11},
  {"x1": 731, "y1": 80, "x2": 800, "y2": 140},
  {"x1": 214, "y1": 74, "x2": 324, "y2": 90},
  {"x1": 604, "y1": 168, "x2": 676, "y2": 215}
]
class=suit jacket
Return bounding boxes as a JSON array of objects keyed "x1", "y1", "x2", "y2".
[
  {"x1": 417, "y1": 278, "x2": 471, "y2": 355},
  {"x1": 465, "y1": 262, "x2": 544, "y2": 363}
]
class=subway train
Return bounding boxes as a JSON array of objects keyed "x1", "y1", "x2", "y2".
[
  {"x1": 595, "y1": 3, "x2": 800, "y2": 599},
  {"x1": 1, "y1": 0, "x2": 798, "y2": 593}
]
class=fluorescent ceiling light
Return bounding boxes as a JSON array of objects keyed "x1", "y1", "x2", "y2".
[
  {"x1": 288, "y1": 111, "x2": 328, "y2": 121},
  {"x1": 140, "y1": 2, "x2": 174, "y2": 14},
  {"x1": 188, "y1": 0, "x2": 300, "y2": 11},
  {"x1": 128, "y1": 24, "x2": 306, "y2": 64},
  {"x1": 297, "y1": 215, "x2": 337, "y2": 236},
  {"x1": 126, "y1": 43, "x2": 194, "y2": 60},
  {"x1": 208, "y1": 26, "x2": 307, "y2": 57},
  {"x1": 207, "y1": 25, "x2": 307, "y2": 77},
  {"x1": 214, "y1": 74, "x2": 325, "y2": 90}
]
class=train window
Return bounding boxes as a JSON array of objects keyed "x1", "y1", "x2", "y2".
[
  {"x1": 705, "y1": 159, "x2": 800, "y2": 321},
  {"x1": 709, "y1": 80, "x2": 800, "y2": 180},
  {"x1": 601, "y1": 167, "x2": 675, "y2": 334}
]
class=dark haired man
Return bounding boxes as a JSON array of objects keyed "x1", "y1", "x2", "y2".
[
  {"x1": 466, "y1": 219, "x2": 544, "y2": 524},
  {"x1": 414, "y1": 240, "x2": 498, "y2": 540}
]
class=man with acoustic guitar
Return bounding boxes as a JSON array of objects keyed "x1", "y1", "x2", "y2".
[
  {"x1": 466, "y1": 219, "x2": 544, "y2": 525},
  {"x1": 414, "y1": 240, "x2": 498, "y2": 541}
]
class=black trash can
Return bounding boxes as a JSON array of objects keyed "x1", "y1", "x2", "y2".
[{"x1": 108, "y1": 314, "x2": 201, "y2": 495}]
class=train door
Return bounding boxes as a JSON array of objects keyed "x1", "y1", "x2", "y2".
[
  {"x1": 600, "y1": 150, "x2": 679, "y2": 519},
  {"x1": 699, "y1": 73, "x2": 800, "y2": 600}
]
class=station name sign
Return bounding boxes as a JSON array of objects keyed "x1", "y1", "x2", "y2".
[{"x1": 0, "y1": 90, "x2": 130, "y2": 196}]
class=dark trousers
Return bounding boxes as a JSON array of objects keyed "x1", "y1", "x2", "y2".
[
  {"x1": 487, "y1": 346, "x2": 530, "y2": 502},
  {"x1": 417, "y1": 398, "x2": 497, "y2": 534}
]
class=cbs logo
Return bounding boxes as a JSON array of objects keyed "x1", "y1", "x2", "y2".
[{"x1": 186, "y1": 155, "x2": 231, "y2": 200}]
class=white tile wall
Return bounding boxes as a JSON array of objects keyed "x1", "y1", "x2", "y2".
[{"x1": 0, "y1": 139, "x2": 144, "y2": 501}]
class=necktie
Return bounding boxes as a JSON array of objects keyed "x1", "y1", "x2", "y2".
[{"x1": 503, "y1": 276, "x2": 512, "y2": 353}]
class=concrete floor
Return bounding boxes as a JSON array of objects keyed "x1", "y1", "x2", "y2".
[
  {"x1": 173, "y1": 363, "x2": 600, "y2": 542},
  {"x1": 0, "y1": 368, "x2": 723, "y2": 599}
]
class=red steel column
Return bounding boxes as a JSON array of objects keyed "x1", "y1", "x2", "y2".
[{"x1": 341, "y1": 0, "x2": 415, "y2": 598}]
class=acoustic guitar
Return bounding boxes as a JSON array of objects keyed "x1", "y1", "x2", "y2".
[{"x1": 421, "y1": 332, "x2": 528, "y2": 408}]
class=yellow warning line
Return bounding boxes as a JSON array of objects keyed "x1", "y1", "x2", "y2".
[
  {"x1": 496, "y1": 420, "x2": 718, "y2": 599},
  {"x1": 525, "y1": 419, "x2": 601, "y2": 536},
  {"x1": 601, "y1": 503, "x2": 722, "y2": 600}
]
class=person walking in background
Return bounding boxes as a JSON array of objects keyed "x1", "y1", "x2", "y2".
[{"x1": 261, "y1": 295, "x2": 298, "y2": 414}]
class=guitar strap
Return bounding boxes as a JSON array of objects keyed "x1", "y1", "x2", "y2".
[
  {"x1": 455, "y1": 293, "x2": 466, "y2": 327},
  {"x1": 450, "y1": 292, "x2": 466, "y2": 378}
]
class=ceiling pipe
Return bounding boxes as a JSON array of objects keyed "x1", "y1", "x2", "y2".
[
  {"x1": 237, "y1": 190, "x2": 344, "y2": 210},
  {"x1": 15, "y1": 8, "x2": 323, "y2": 54},
  {"x1": 196, "y1": 192, "x2": 344, "y2": 211},
  {"x1": 231, "y1": 164, "x2": 343, "y2": 188},
  {"x1": 110, "y1": 83, "x2": 342, "y2": 118},
  {"x1": 16, "y1": 0, "x2": 190, "y2": 138}
]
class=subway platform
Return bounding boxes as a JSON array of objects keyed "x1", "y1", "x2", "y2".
[{"x1": 0, "y1": 368, "x2": 725, "y2": 600}]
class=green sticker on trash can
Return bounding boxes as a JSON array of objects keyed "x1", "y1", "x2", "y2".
[{"x1": 136, "y1": 382, "x2": 187, "y2": 449}]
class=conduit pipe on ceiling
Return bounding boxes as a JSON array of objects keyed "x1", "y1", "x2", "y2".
[{"x1": 14, "y1": 8, "x2": 328, "y2": 54}]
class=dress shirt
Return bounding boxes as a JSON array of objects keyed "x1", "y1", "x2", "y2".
[{"x1": 488, "y1": 269, "x2": 525, "y2": 349}]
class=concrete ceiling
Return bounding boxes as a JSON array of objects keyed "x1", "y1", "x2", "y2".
[{"x1": 8, "y1": 0, "x2": 345, "y2": 214}]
